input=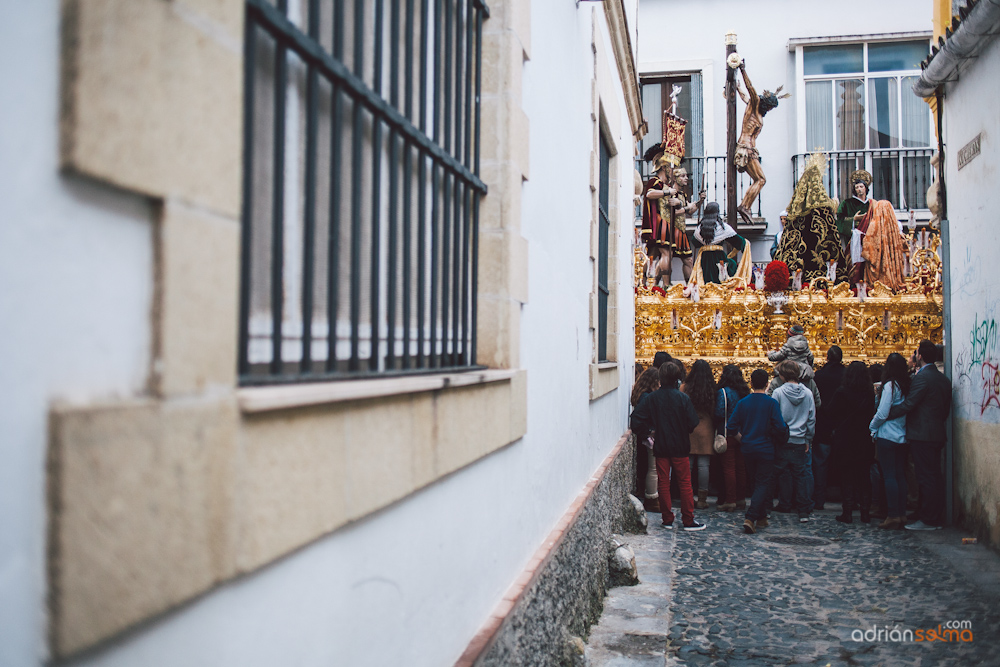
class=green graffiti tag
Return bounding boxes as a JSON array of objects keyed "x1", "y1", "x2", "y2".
[{"x1": 969, "y1": 314, "x2": 998, "y2": 369}]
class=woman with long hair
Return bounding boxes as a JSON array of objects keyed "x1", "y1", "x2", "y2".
[
  {"x1": 631, "y1": 367, "x2": 661, "y2": 511},
  {"x1": 631, "y1": 367, "x2": 660, "y2": 408},
  {"x1": 715, "y1": 364, "x2": 751, "y2": 511},
  {"x1": 681, "y1": 359, "x2": 717, "y2": 509},
  {"x1": 829, "y1": 361, "x2": 876, "y2": 523},
  {"x1": 869, "y1": 353, "x2": 911, "y2": 529}
]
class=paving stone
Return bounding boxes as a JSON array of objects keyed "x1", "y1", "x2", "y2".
[{"x1": 586, "y1": 503, "x2": 1000, "y2": 667}]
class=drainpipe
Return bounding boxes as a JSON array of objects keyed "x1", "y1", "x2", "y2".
[
  {"x1": 913, "y1": 0, "x2": 1000, "y2": 97},
  {"x1": 936, "y1": 89, "x2": 954, "y2": 526}
]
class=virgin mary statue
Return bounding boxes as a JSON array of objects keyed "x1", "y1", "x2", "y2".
[{"x1": 772, "y1": 153, "x2": 850, "y2": 285}]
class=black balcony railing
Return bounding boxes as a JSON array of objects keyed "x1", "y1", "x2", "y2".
[
  {"x1": 792, "y1": 148, "x2": 935, "y2": 212},
  {"x1": 635, "y1": 155, "x2": 763, "y2": 223},
  {"x1": 239, "y1": 0, "x2": 489, "y2": 385}
]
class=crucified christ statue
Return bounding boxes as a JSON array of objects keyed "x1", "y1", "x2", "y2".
[{"x1": 734, "y1": 62, "x2": 788, "y2": 225}]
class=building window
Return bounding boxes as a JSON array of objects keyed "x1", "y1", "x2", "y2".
[
  {"x1": 636, "y1": 72, "x2": 760, "y2": 221},
  {"x1": 637, "y1": 75, "x2": 706, "y2": 190},
  {"x1": 598, "y1": 132, "x2": 611, "y2": 362},
  {"x1": 796, "y1": 39, "x2": 932, "y2": 211},
  {"x1": 238, "y1": 0, "x2": 489, "y2": 384},
  {"x1": 639, "y1": 75, "x2": 704, "y2": 172}
]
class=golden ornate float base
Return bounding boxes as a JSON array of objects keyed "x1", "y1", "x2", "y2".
[{"x1": 634, "y1": 249, "x2": 944, "y2": 374}]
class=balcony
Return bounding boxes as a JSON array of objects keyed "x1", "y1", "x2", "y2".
[
  {"x1": 635, "y1": 155, "x2": 767, "y2": 234},
  {"x1": 792, "y1": 148, "x2": 935, "y2": 221}
]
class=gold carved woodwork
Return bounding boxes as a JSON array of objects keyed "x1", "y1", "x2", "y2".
[{"x1": 634, "y1": 235, "x2": 943, "y2": 374}]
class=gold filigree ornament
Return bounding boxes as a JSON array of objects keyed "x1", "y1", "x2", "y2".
[{"x1": 633, "y1": 241, "x2": 943, "y2": 375}]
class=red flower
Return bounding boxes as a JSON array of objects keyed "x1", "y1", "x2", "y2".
[
  {"x1": 652, "y1": 286, "x2": 666, "y2": 296},
  {"x1": 763, "y1": 261, "x2": 790, "y2": 292}
]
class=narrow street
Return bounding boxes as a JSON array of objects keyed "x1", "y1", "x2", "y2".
[{"x1": 586, "y1": 505, "x2": 1000, "y2": 666}]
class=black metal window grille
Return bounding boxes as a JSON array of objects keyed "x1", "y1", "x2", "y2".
[
  {"x1": 239, "y1": 0, "x2": 489, "y2": 385},
  {"x1": 597, "y1": 133, "x2": 611, "y2": 363}
]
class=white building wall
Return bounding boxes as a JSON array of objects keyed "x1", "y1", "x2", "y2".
[
  {"x1": 945, "y1": 34, "x2": 1000, "y2": 423},
  {"x1": 1, "y1": 2, "x2": 636, "y2": 666},
  {"x1": 0, "y1": 4, "x2": 155, "y2": 665},
  {"x1": 637, "y1": 0, "x2": 932, "y2": 260}
]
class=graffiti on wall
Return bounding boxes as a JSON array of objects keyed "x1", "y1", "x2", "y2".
[
  {"x1": 955, "y1": 300, "x2": 1000, "y2": 417},
  {"x1": 954, "y1": 247, "x2": 983, "y2": 299}
]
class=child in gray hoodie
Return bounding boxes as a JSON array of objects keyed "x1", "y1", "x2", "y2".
[
  {"x1": 771, "y1": 360, "x2": 816, "y2": 521},
  {"x1": 767, "y1": 324, "x2": 821, "y2": 408},
  {"x1": 768, "y1": 324, "x2": 815, "y2": 367}
]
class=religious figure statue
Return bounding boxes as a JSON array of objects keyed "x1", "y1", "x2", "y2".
[
  {"x1": 640, "y1": 104, "x2": 694, "y2": 286},
  {"x1": 641, "y1": 145, "x2": 678, "y2": 286},
  {"x1": 835, "y1": 169, "x2": 872, "y2": 256},
  {"x1": 772, "y1": 153, "x2": 850, "y2": 285},
  {"x1": 734, "y1": 62, "x2": 789, "y2": 225},
  {"x1": 858, "y1": 200, "x2": 908, "y2": 290},
  {"x1": 688, "y1": 201, "x2": 752, "y2": 287},
  {"x1": 669, "y1": 166, "x2": 706, "y2": 281}
]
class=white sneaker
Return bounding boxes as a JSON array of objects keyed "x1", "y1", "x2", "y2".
[
  {"x1": 683, "y1": 521, "x2": 707, "y2": 532},
  {"x1": 904, "y1": 520, "x2": 942, "y2": 531}
]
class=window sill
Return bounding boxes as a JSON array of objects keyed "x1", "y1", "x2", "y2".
[
  {"x1": 590, "y1": 362, "x2": 620, "y2": 401},
  {"x1": 237, "y1": 369, "x2": 519, "y2": 413}
]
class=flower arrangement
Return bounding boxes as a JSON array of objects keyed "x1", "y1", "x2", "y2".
[
  {"x1": 651, "y1": 286, "x2": 667, "y2": 297},
  {"x1": 763, "y1": 260, "x2": 790, "y2": 292}
]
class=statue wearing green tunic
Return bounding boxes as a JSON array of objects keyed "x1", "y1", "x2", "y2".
[{"x1": 835, "y1": 170, "x2": 872, "y2": 250}]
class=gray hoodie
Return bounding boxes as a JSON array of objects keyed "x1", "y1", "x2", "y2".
[
  {"x1": 767, "y1": 363, "x2": 822, "y2": 408},
  {"x1": 772, "y1": 381, "x2": 816, "y2": 445},
  {"x1": 767, "y1": 334, "x2": 815, "y2": 367}
]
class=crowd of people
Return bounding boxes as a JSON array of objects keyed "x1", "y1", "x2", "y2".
[{"x1": 629, "y1": 330, "x2": 952, "y2": 534}]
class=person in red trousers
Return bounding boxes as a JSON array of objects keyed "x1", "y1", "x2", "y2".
[{"x1": 630, "y1": 362, "x2": 707, "y2": 531}]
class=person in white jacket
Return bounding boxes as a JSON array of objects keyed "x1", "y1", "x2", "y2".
[{"x1": 869, "y1": 353, "x2": 910, "y2": 530}]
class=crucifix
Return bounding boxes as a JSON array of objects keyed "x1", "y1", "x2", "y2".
[{"x1": 724, "y1": 31, "x2": 738, "y2": 228}]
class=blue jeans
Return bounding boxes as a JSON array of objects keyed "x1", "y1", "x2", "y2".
[
  {"x1": 812, "y1": 440, "x2": 831, "y2": 507},
  {"x1": 910, "y1": 439, "x2": 945, "y2": 526},
  {"x1": 774, "y1": 443, "x2": 812, "y2": 517},
  {"x1": 743, "y1": 453, "x2": 776, "y2": 523},
  {"x1": 876, "y1": 438, "x2": 908, "y2": 518}
]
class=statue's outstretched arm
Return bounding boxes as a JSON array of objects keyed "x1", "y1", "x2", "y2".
[
  {"x1": 736, "y1": 80, "x2": 749, "y2": 104},
  {"x1": 739, "y1": 64, "x2": 758, "y2": 106}
]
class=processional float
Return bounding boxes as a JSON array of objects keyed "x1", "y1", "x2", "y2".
[{"x1": 635, "y1": 32, "x2": 943, "y2": 373}]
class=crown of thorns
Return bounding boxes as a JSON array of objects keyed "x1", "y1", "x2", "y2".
[{"x1": 759, "y1": 85, "x2": 791, "y2": 112}]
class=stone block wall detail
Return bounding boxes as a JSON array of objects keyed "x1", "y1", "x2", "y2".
[{"x1": 457, "y1": 432, "x2": 640, "y2": 666}]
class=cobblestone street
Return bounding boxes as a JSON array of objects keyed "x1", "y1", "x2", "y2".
[{"x1": 586, "y1": 506, "x2": 1000, "y2": 666}]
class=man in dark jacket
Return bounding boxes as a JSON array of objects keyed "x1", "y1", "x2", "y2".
[
  {"x1": 630, "y1": 362, "x2": 706, "y2": 531},
  {"x1": 888, "y1": 340, "x2": 952, "y2": 530},
  {"x1": 812, "y1": 345, "x2": 845, "y2": 509},
  {"x1": 727, "y1": 369, "x2": 789, "y2": 533}
]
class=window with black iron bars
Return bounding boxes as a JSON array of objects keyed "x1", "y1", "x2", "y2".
[{"x1": 239, "y1": 0, "x2": 489, "y2": 384}]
